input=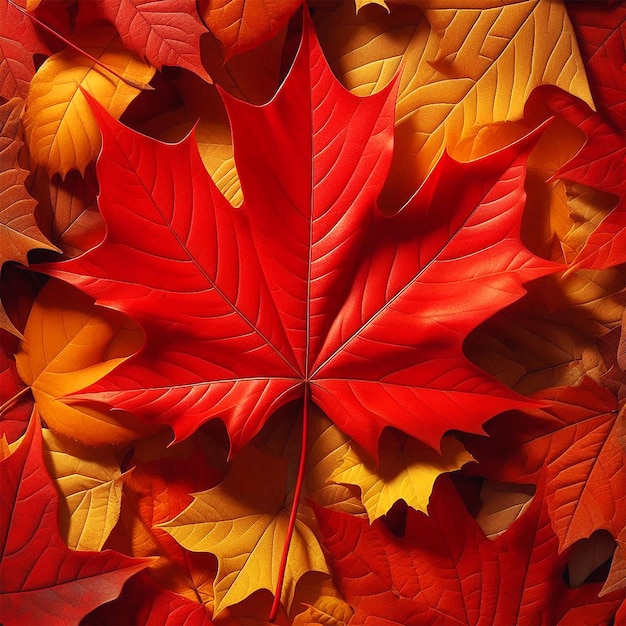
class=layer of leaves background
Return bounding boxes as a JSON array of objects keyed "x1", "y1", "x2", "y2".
[{"x1": 1, "y1": 0, "x2": 625, "y2": 624}]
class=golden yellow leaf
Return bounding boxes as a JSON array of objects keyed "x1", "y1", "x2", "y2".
[
  {"x1": 23, "y1": 22, "x2": 155, "y2": 176},
  {"x1": 15, "y1": 278, "x2": 152, "y2": 445},
  {"x1": 41, "y1": 428, "x2": 125, "y2": 550},
  {"x1": 160, "y1": 444, "x2": 329, "y2": 617},
  {"x1": 475, "y1": 481, "x2": 535, "y2": 540},
  {"x1": 331, "y1": 430, "x2": 473, "y2": 522},
  {"x1": 315, "y1": 0, "x2": 593, "y2": 205}
]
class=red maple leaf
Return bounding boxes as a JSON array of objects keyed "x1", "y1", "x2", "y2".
[
  {"x1": 464, "y1": 378, "x2": 626, "y2": 552},
  {"x1": 0, "y1": 414, "x2": 150, "y2": 625},
  {"x1": 315, "y1": 474, "x2": 623, "y2": 625},
  {"x1": 37, "y1": 14, "x2": 558, "y2": 462}
]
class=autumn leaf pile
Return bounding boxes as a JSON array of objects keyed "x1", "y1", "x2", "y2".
[{"x1": 1, "y1": 0, "x2": 625, "y2": 624}]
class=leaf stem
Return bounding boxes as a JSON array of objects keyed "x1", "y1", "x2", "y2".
[
  {"x1": 269, "y1": 383, "x2": 310, "y2": 623},
  {"x1": 7, "y1": 0, "x2": 153, "y2": 90},
  {"x1": 0, "y1": 386, "x2": 31, "y2": 417}
]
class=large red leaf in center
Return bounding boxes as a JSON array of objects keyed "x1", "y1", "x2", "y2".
[{"x1": 39, "y1": 14, "x2": 557, "y2": 458}]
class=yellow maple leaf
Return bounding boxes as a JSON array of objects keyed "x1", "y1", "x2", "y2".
[
  {"x1": 23, "y1": 22, "x2": 155, "y2": 176},
  {"x1": 41, "y1": 428, "x2": 126, "y2": 551},
  {"x1": 330, "y1": 430, "x2": 473, "y2": 522},
  {"x1": 15, "y1": 279, "x2": 153, "y2": 445},
  {"x1": 159, "y1": 443, "x2": 330, "y2": 617},
  {"x1": 316, "y1": 0, "x2": 593, "y2": 205}
]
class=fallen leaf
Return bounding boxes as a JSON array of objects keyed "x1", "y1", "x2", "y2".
[
  {"x1": 198, "y1": 0, "x2": 301, "y2": 59},
  {"x1": 0, "y1": 413, "x2": 150, "y2": 626},
  {"x1": 475, "y1": 481, "x2": 535, "y2": 540},
  {"x1": 567, "y1": 1, "x2": 625, "y2": 134},
  {"x1": 465, "y1": 378, "x2": 626, "y2": 551},
  {"x1": 291, "y1": 574, "x2": 353, "y2": 626},
  {"x1": 315, "y1": 473, "x2": 622, "y2": 625},
  {"x1": 38, "y1": 16, "x2": 557, "y2": 461},
  {"x1": 567, "y1": 530, "x2": 617, "y2": 588},
  {"x1": 82, "y1": 570, "x2": 215, "y2": 626},
  {"x1": 41, "y1": 428, "x2": 126, "y2": 551},
  {"x1": 0, "y1": 0, "x2": 50, "y2": 100},
  {"x1": 15, "y1": 279, "x2": 152, "y2": 445},
  {"x1": 601, "y1": 525, "x2": 626, "y2": 597},
  {"x1": 28, "y1": 165, "x2": 104, "y2": 258},
  {"x1": 465, "y1": 270, "x2": 623, "y2": 395},
  {"x1": 107, "y1": 438, "x2": 221, "y2": 606},
  {"x1": 23, "y1": 20, "x2": 155, "y2": 176},
  {"x1": 97, "y1": 0, "x2": 210, "y2": 79},
  {"x1": 0, "y1": 336, "x2": 30, "y2": 443},
  {"x1": 330, "y1": 431, "x2": 473, "y2": 522},
  {"x1": 315, "y1": 0, "x2": 593, "y2": 205},
  {"x1": 160, "y1": 444, "x2": 329, "y2": 616},
  {"x1": 0, "y1": 97, "x2": 58, "y2": 336}
]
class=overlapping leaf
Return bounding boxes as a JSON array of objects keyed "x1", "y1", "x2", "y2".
[
  {"x1": 15, "y1": 279, "x2": 152, "y2": 445},
  {"x1": 465, "y1": 378, "x2": 626, "y2": 551},
  {"x1": 0, "y1": 414, "x2": 150, "y2": 625},
  {"x1": 316, "y1": 474, "x2": 622, "y2": 625},
  {"x1": 96, "y1": 0, "x2": 210, "y2": 79},
  {"x1": 23, "y1": 21, "x2": 155, "y2": 175},
  {"x1": 42, "y1": 428, "x2": 126, "y2": 551},
  {"x1": 315, "y1": 0, "x2": 593, "y2": 205},
  {"x1": 198, "y1": 0, "x2": 301, "y2": 58},
  {"x1": 0, "y1": 98, "x2": 58, "y2": 335}
]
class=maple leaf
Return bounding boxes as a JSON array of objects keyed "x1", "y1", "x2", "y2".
[
  {"x1": 15, "y1": 279, "x2": 153, "y2": 445},
  {"x1": 0, "y1": 413, "x2": 150, "y2": 625},
  {"x1": 464, "y1": 378, "x2": 626, "y2": 552},
  {"x1": 0, "y1": 97, "x2": 58, "y2": 336},
  {"x1": 23, "y1": 19, "x2": 155, "y2": 176},
  {"x1": 37, "y1": 14, "x2": 557, "y2": 461},
  {"x1": 95, "y1": 0, "x2": 211, "y2": 80},
  {"x1": 42, "y1": 428, "x2": 127, "y2": 551},
  {"x1": 315, "y1": 473, "x2": 622, "y2": 625},
  {"x1": 330, "y1": 431, "x2": 473, "y2": 522},
  {"x1": 315, "y1": 0, "x2": 593, "y2": 205}
]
